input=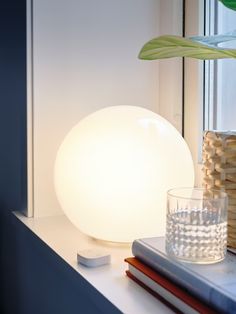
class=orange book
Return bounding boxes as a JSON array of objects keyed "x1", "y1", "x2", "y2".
[{"x1": 125, "y1": 257, "x2": 218, "y2": 314}]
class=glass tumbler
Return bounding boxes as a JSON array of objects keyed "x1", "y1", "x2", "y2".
[{"x1": 166, "y1": 188, "x2": 228, "y2": 264}]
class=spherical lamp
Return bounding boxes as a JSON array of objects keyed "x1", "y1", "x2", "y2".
[{"x1": 54, "y1": 106, "x2": 194, "y2": 242}]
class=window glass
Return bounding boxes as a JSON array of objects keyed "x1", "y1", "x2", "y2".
[{"x1": 204, "y1": 0, "x2": 236, "y2": 130}]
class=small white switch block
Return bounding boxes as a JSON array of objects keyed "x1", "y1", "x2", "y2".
[{"x1": 77, "y1": 249, "x2": 111, "y2": 267}]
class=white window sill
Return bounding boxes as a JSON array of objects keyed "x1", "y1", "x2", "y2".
[{"x1": 14, "y1": 212, "x2": 174, "y2": 314}]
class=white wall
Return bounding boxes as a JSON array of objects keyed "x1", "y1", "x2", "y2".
[{"x1": 29, "y1": 0, "x2": 162, "y2": 217}]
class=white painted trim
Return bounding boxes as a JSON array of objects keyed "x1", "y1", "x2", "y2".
[
  {"x1": 26, "y1": 0, "x2": 34, "y2": 217},
  {"x1": 184, "y1": 0, "x2": 205, "y2": 187},
  {"x1": 159, "y1": 0, "x2": 183, "y2": 134},
  {"x1": 204, "y1": 0, "x2": 217, "y2": 130}
]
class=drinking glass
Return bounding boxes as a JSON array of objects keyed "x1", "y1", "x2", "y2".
[{"x1": 166, "y1": 188, "x2": 228, "y2": 263}]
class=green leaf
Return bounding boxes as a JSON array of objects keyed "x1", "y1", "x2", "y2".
[
  {"x1": 138, "y1": 35, "x2": 236, "y2": 61},
  {"x1": 219, "y1": 0, "x2": 236, "y2": 11}
]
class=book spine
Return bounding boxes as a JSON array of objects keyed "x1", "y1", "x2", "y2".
[
  {"x1": 132, "y1": 240, "x2": 233, "y2": 314},
  {"x1": 126, "y1": 270, "x2": 191, "y2": 314}
]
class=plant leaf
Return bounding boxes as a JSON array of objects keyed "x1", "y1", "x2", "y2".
[
  {"x1": 138, "y1": 35, "x2": 236, "y2": 60},
  {"x1": 191, "y1": 30, "x2": 236, "y2": 46},
  {"x1": 219, "y1": 0, "x2": 236, "y2": 11}
]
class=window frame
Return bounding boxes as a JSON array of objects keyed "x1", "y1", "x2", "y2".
[{"x1": 184, "y1": 0, "x2": 205, "y2": 187}]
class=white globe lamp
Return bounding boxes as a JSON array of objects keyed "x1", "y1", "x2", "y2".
[{"x1": 54, "y1": 106, "x2": 194, "y2": 242}]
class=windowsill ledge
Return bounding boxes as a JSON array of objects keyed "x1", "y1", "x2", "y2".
[{"x1": 14, "y1": 212, "x2": 173, "y2": 314}]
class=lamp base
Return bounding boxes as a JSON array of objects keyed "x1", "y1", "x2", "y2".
[{"x1": 91, "y1": 237, "x2": 132, "y2": 248}]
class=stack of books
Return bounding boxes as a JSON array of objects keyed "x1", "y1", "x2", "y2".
[{"x1": 125, "y1": 237, "x2": 236, "y2": 314}]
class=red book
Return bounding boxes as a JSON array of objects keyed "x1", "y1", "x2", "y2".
[{"x1": 125, "y1": 257, "x2": 218, "y2": 314}]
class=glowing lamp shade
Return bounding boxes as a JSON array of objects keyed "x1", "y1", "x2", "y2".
[{"x1": 54, "y1": 106, "x2": 194, "y2": 242}]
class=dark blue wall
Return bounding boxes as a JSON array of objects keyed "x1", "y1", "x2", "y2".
[
  {"x1": 0, "y1": 1, "x2": 27, "y2": 312},
  {"x1": 0, "y1": 1, "x2": 27, "y2": 213},
  {"x1": 0, "y1": 0, "x2": 26, "y2": 314}
]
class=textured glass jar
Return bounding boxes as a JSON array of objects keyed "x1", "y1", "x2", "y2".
[{"x1": 166, "y1": 188, "x2": 228, "y2": 264}]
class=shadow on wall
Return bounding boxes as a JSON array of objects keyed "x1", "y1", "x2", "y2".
[{"x1": 0, "y1": 208, "x2": 19, "y2": 313}]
